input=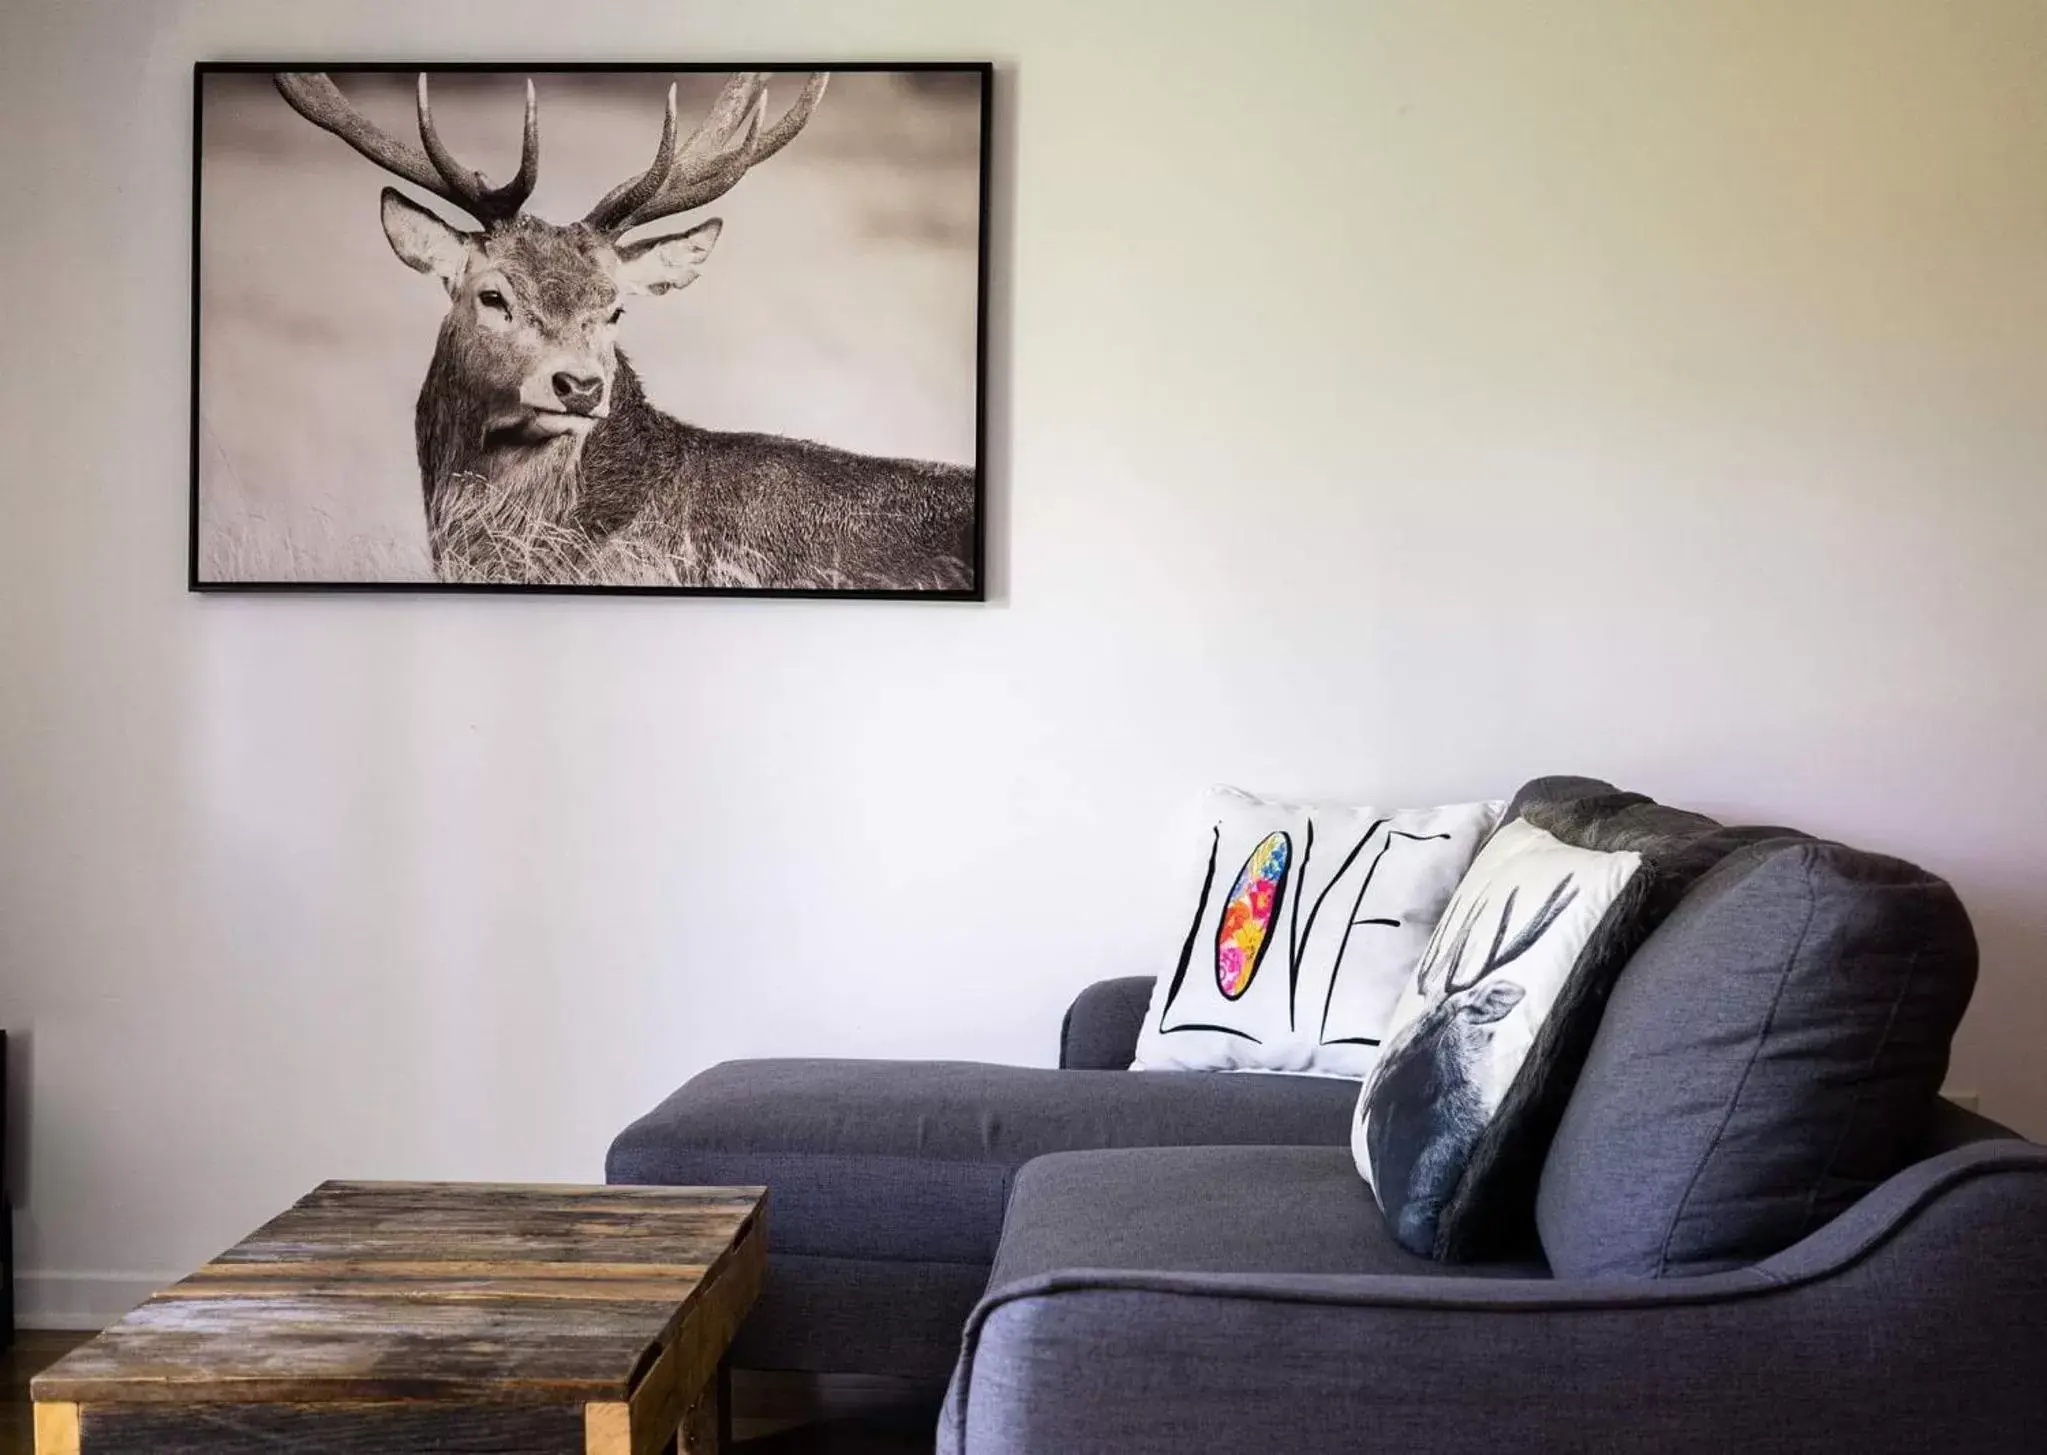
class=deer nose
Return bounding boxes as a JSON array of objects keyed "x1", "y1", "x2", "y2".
[{"x1": 551, "y1": 371, "x2": 604, "y2": 416}]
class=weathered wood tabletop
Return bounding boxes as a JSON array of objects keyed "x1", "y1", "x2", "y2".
[{"x1": 31, "y1": 1181, "x2": 767, "y2": 1455}]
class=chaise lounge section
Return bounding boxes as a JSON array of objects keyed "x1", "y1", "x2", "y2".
[{"x1": 604, "y1": 977, "x2": 1358, "y2": 1381}]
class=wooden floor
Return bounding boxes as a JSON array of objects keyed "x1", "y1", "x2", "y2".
[{"x1": 0, "y1": 1333, "x2": 930, "y2": 1454}]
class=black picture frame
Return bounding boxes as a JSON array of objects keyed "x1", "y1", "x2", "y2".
[{"x1": 189, "y1": 61, "x2": 993, "y2": 600}]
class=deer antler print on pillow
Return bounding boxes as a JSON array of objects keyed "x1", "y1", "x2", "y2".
[{"x1": 1355, "y1": 817, "x2": 1646, "y2": 1261}]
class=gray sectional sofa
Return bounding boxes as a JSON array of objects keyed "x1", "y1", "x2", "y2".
[{"x1": 607, "y1": 784, "x2": 2047, "y2": 1453}]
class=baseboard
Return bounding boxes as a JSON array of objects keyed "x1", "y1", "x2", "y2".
[{"x1": 15, "y1": 1271, "x2": 173, "y2": 1330}]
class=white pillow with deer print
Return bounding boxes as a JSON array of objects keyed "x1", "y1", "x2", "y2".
[
  {"x1": 1129, "y1": 788, "x2": 1503, "y2": 1079},
  {"x1": 1353, "y1": 818, "x2": 1645, "y2": 1258}
]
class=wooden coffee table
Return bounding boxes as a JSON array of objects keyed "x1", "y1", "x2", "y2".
[{"x1": 31, "y1": 1181, "x2": 765, "y2": 1454}]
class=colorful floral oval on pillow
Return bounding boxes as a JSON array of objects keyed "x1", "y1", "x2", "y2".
[{"x1": 1216, "y1": 831, "x2": 1290, "y2": 998}]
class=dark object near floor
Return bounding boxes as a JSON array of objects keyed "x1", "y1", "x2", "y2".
[
  {"x1": 2, "y1": 1030, "x2": 11, "y2": 1349},
  {"x1": 0, "y1": 1333, "x2": 90, "y2": 1455}
]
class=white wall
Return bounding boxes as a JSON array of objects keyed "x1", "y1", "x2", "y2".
[{"x1": 2, "y1": 0, "x2": 2044, "y2": 1326}]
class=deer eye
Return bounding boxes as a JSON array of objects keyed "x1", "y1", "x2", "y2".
[{"x1": 477, "y1": 288, "x2": 511, "y2": 317}]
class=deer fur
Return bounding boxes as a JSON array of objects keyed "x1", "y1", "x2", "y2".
[
  {"x1": 278, "y1": 71, "x2": 975, "y2": 591},
  {"x1": 1365, "y1": 977, "x2": 1527, "y2": 1254},
  {"x1": 406, "y1": 213, "x2": 973, "y2": 588}
]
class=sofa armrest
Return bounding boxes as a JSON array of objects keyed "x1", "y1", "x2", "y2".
[
  {"x1": 942, "y1": 1138, "x2": 2047, "y2": 1454},
  {"x1": 1058, "y1": 977, "x2": 1156, "y2": 1070}
]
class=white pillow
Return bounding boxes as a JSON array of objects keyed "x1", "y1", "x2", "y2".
[{"x1": 1130, "y1": 788, "x2": 1503, "y2": 1078}]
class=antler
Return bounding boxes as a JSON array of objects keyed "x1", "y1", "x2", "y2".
[
  {"x1": 275, "y1": 72, "x2": 538, "y2": 228},
  {"x1": 1415, "y1": 896, "x2": 1486, "y2": 997},
  {"x1": 584, "y1": 72, "x2": 828, "y2": 235},
  {"x1": 1442, "y1": 877, "x2": 1580, "y2": 995}
]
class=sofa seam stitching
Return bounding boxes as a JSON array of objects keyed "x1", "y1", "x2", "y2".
[{"x1": 1799, "y1": 919, "x2": 1923, "y2": 1238}]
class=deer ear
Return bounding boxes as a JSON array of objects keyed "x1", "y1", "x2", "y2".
[
  {"x1": 1463, "y1": 981, "x2": 1526, "y2": 1024},
  {"x1": 615, "y1": 219, "x2": 723, "y2": 296},
  {"x1": 380, "y1": 188, "x2": 474, "y2": 292}
]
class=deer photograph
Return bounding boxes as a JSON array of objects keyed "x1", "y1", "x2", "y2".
[{"x1": 192, "y1": 64, "x2": 987, "y2": 595}]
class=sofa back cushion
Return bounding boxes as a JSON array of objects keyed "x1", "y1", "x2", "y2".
[
  {"x1": 1354, "y1": 777, "x2": 1789, "y2": 1261},
  {"x1": 1536, "y1": 838, "x2": 1978, "y2": 1279}
]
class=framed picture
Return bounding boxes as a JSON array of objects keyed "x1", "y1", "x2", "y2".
[{"x1": 190, "y1": 62, "x2": 990, "y2": 598}]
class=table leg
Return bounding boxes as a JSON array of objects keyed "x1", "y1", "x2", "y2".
[
  {"x1": 34, "y1": 1401, "x2": 79, "y2": 1455},
  {"x1": 678, "y1": 1357, "x2": 730, "y2": 1454}
]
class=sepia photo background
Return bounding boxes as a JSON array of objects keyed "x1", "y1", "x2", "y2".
[{"x1": 197, "y1": 69, "x2": 982, "y2": 583}]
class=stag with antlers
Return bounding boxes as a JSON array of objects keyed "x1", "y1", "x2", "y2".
[
  {"x1": 1360, "y1": 874, "x2": 1580, "y2": 1254},
  {"x1": 274, "y1": 71, "x2": 976, "y2": 589}
]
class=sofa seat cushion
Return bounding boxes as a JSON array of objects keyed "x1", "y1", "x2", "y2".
[
  {"x1": 990, "y1": 1146, "x2": 1547, "y2": 1290},
  {"x1": 607, "y1": 1060, "x2": 1360, "y2": 1266}
]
